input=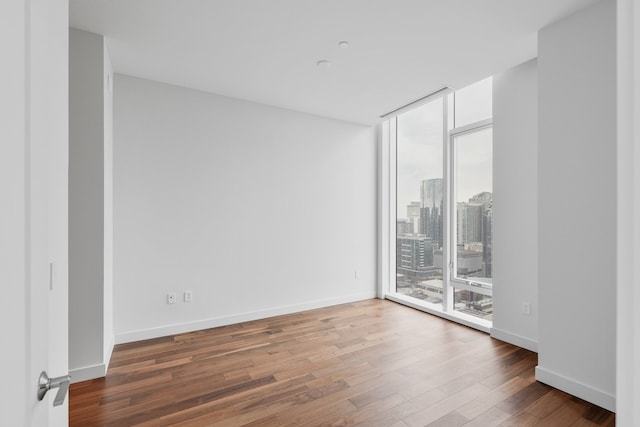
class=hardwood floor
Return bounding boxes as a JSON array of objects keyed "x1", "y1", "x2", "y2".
[{"x1": 69, "y1": 299, "x2": 615, "y2": 426}]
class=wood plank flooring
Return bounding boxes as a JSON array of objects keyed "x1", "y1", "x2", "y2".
[{"x1": 69, "y1": 299, "x2": 615, "y2": 426}]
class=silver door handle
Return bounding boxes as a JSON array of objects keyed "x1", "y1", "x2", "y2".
[{"x1": 37, "y1": 371, "x2": 71, "y2": 406}]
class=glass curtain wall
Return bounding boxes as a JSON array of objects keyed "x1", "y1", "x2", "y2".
[
  {"x1": 395, "y1": 98, "x2": 444, "y2": 307},
  {"x1": 393, "y1": 78, "x2": 493, "y2": 325}
]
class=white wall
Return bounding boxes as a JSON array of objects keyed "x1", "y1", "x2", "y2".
[
  {"x1": 69, "y1": 28, "x2": 113, "y2": 382},
  {"x1": 491, "y1": 59, "x2": 538, "y2": 352},
  {"x1": 113, "y1": 75, "x2": 377, "y2": 342},
  {"x1": 537, "y1": 0, "x2": 616, "y2": 411}
]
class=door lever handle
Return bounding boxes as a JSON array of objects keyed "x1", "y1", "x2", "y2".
[{"x1": 38, "y1": 371, "x2": 71, "y2": 406}]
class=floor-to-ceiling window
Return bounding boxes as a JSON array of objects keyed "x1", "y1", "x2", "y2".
[
  {"x1": 389, "y1": 78, "x2": 493, "y2": 330},
  {"x1": 395, "y1": 97, "x2": 445, "y2": 309}
]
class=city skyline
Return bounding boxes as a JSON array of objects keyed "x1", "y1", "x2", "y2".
[
  {"x1": 396, "y1": 78, "x2": 493, "y2": 213},
  {"x1": 395, "y1": 77, "x2": 494, "y2": 320},
  {"x1": 396, "y1": 179, "x2": 493, "y2": 319}
]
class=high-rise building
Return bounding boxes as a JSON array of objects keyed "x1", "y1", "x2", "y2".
[
  {"x1": 396, "y1": 235, "x2": 435, "y2": 279},
  {"x1": 470, "y1": 191, "x2": 493, "y2": 277},
  {"x1": 406, "y1": 202, "x2": 420, "y2": 235},
  {"x1": 419, "y1": 178, "x2": 443, "y2": 247},
  {"x1": 457, "y1": 203, "x2": 484, "y2": 244},
  {"x1": 457, "y1": 192, "x2": 493, "y2": 278},
  {"x1": 482, "y1": 205, "x2": 493, "y2": 276}
]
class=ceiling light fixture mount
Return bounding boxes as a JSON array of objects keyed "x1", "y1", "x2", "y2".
[
  {"x1": 338, "y1": 41, "x2": 350, "y2": 48},
  {"x1": 316, "y1": 59, "x2": 331, "y2": 68}
]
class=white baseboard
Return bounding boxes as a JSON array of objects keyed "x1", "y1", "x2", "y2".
[
  {"x1": 385, "y1": 293, "x2": 491, "y2": 333},
  {"x1": 70, "y1": 363, "x2": 107, "y2": 384},
  {"x1": 535, "y1": 365, "x2": 616, "y2": 412},
  {"x1": 104, "y1": 334, "x2": 115, "y2": 375},
  {"x1": 115, "y1": 292, "x2": 377, "y2": 344},
  {"x1": 490, "y1": 327, "x2": 538, "y2": 352},
  {"x1": 69, "y1": 336, "x2": 115, "y2": 383}
]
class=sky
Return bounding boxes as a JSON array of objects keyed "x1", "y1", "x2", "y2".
[{"x1": 396, "y1": 78, "x2": 492, "y2": 218}]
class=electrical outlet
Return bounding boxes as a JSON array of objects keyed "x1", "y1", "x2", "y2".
[
  {"x1": 184, "y1": 290, "x2": 193, "y2": 302},
  {"x1": 522, "y1": 302, "x2": 531, "y2": 316},
  {"x1": 167, "y1": 292, "x2": 177, "y2": 304}
]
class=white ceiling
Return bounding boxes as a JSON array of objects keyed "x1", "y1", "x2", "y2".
[{"x1": 70, "y1": 0, "x2": 598, "y2": 125}]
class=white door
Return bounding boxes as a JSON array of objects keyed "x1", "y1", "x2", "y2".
[{"x1": 0, "y1": 0, "x2": 69, "y2": 426}]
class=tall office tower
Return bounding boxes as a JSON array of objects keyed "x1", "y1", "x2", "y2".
[
  {"x1": 406, "y1": 202, "x2": 420, "y2": 235},
  {"x1": 482, "y1": 204, "x2": 493, "y2": 276},
  {"x1": 457, "y1": 203, "x2": 484, "y2": 245},
  {"x1": 419, "y1": 178, "x2": 443, "y2": 247},
  {"x1": 457, "y1": 192, "x2": 493, "y2": 278},
  {"x1": 468, "y1": 192, "x2": 493, "y2": 275}
]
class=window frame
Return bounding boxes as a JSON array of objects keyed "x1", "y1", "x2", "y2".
[
  {"x1": 448, "y1": 118, "x2": 494, "y2": 296},
  {"x1": 384, "y1": 84, "x2": 493, "y2": 332}
]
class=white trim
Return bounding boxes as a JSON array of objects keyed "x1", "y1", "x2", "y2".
[
  {"x1": 69, "y1": 334, "x2": 115, "y2": 383},
  {"x1": 442, "y1": 94, "x2": 453, "y2": 312},
  {"x1": 451, "y1": 280, "x2": 493, "y2": 296},
  {"x1": 104, "y1": 333, "x2": 115, "y2": 375},
  {"x1": 448, "y1": 120, "x2": 494, "y2": 292},
  {"x1": 616, "y1": 0, "x2": 639, "y2": 422},
  {"x1": 115, "y1": 291, "x2": 377, "y2": 344},
  {"x1": 449, "y1": 118, "x2": 493, "y2": 137},
  {"x1": 377, "y1": 122, "x2": 390, "y2": 299},
  {"x1": 490, "y1": 327, "x2": 538, "y2": 352},
  {"x1": 380, "y1": 87, "x2": 454, "y2": 119},
  {"x1": 535, "y1": 365, "x2": 615, "y2": 412},
  {"x1": 388, "y1": 118, "x2": 397, "y2": 294},
  {"x1": 69, "y1": 363, "x2": 108, "y2": 384},
  {"x1": 385, "y1": 293, "x2": 491, "y2": 333}
]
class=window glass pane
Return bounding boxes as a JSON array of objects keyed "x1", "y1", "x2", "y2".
[
  {"x1": 453, "y1": 126, "x2": 493, "y2": 319},
  {"x1": 454, "y1": 78, "x2": 492, "y2": 127},
  {"x1": 454, "y1": 289, "x2": 493, "y2": 320},
  {"x1": 396, "y1": 99, "x2": 444, "y2": 306}
]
